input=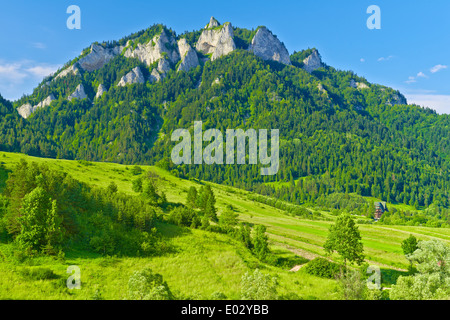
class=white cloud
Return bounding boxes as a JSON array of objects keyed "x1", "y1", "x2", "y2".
[
  {"x1": 430, "y1": 64, "x2": 447, "y2": 74},
  {"x1": 32, "y1": 42, "x2": 46, "y2": 50},
  {"x1": 405, "y1": 76, "x2": 416, "y2": 84},
  {"x1": 0, "y1": 60, "x2": 61, "y2": 100},
  {"x1": 416, "y1": 72, "x2": 428, "y2": 78},
  {"x1": 405, "y1": 93, "x2": 450, "y2": 114},
  {"x1": 378, "y1": 55, "x2": 394, "y2": 62},
  {"x1": 360, "y1": 58, "x2": 365, "y2": 63}
]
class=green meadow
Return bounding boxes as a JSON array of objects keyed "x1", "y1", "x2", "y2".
[{"x1": 1, "y1": 151, "x2": 449, "y2": 299}]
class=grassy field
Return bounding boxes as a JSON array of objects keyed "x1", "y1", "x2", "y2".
[{"x1": 1, "y1": 151, "x2": 450, "y2": 299}]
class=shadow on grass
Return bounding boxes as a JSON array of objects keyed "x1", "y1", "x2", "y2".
[
  {"x1": 381, "y1": 268, "x2": 409, "y2": 287},
  {"x1": 156, "y1": 222, "x2": 192, "y2": 239}
]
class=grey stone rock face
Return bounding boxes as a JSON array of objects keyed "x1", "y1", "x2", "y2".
[
  {"x1": 17, "y1": 94, "x2": 56, "y2": 118},
  {"x1": 177, "y1": 38, "x2": 200, "y2": 72},
  {"x1": 124, "y1": 29, "x2": 180, "y2": 66},
  {"x1": 149, "y1": 68, "x2": 162, "y2": 83},
  {"x1": 117, "y1": 67, "x2": 145, "y2": 87},
  {"x1": 205, "y1": 16, "x2": 219, "y2": 29},
  {"x1": 54, "y1": 64, "x2": 80, "y2": 80},
  {"x1": 196, "y1": 20, "x2": 236, "y2": 61},
  {"x1": 78, "y1": 44, "x2": 122, "y2": 72},
  {"x1": 248, "y1": 27, "x2": 291, "y2": 65},
  {"x1": 302, "y1": 49, "x2": 323, "y2": 73},
  {"x1": 95, "y1": 84, "x2": 107, "y2": 99},
  {"x1": 17, "y1": 103, "x2": 33, "y2": 119},
  {"x1": 68, "y1": 84, "x2": 87, "y2": 101}
]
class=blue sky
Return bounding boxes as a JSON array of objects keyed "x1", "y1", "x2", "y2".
[{"x1": 1, "y1": 0, "x2": 450, "y2": 113}]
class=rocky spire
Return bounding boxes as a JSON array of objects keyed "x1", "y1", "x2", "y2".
[
  {"x1": 205, "y1": 16, "x2": 220, "y2": 29},
  {"x1": 177, "y1": 38, "x2": 200, "y2": 72},
  {"x1": 68, "y1": 84, "x2": 87, "y2": 101},
  {"x1": 196, "y1": 21, "x2": 236, "y2": 61},
  {"x1": 248, "y1": 27, "x2": 291, "y2": 65},
  {"x1": 302, "y1": 49, "x2": 323, "y2": 73},
  {"x1": 117, "y1": 67, "x2": 145, "y2": 87}
]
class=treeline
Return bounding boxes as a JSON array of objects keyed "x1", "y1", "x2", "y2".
[{"x1": 0, "y1": 159, "x2": 167, "y2": 257}]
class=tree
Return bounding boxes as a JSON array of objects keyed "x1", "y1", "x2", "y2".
[
  {"x1": 127, "y1": 268, "x2": 173, "y2": 300},
  {"x1": 402, "y1": 234, "x2": 419, "y2": 272},
  {"x1": 107, "y1": 181, "x2": 118, "y2": 193},
  {"x1": 219, "y1": 207, "x2": 238, "y2": 231},
  {"x1": 252, "y1": 225, "x2": 270, "y2": 261},
  {"x1": 16, "y1": 187, "x2": 64, "y2": 254},
  {"x1": 132, "y1": 177, "x2": 143, "y2": 193},
  {"x1": 240, "y1": 269, "x2": 278, "y2": 300},
  {"x1": 324, "y1": 213, "x2": 365, "y2": 270},
  {"x1": 186, "y1": 186, "x2": 197, "y2": 208},
  {"x1": 390, "y1": 240, "x2": 450, "y2": 300}
]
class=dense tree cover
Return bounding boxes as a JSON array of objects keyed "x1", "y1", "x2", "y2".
[
  {"x1": 2, "y1": 23, "x2": 450, "y2": 224},
  {"x1": 0, "y1": 160, "x2": 166, "y2": 257}
]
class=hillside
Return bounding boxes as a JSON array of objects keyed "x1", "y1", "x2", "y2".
[
  {"x1": 0, "y1": 18, "x2": 449, "y2": 223},
  {"x1": 1, "y1": 151, "x2": 450, "y2": 299}
]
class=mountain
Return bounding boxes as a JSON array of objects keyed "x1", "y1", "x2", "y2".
[{"x1": 1, "y1": 16, "x2": 450, "y2": 221}]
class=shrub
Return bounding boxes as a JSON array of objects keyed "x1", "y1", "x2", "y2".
[
  {"x1": 21, "y1": 267, "x2": 59, "y2": 280},
  {"x1": 127, "y1": 268, "x2": 173, "y2": 300},
  {"x1": 240, "y1": 269, "x2": 278, "y2": 300},
  {"x1": 304, "y1": 257, "x2": 341, "y2": 279}
]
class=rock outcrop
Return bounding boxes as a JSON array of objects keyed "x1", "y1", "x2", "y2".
[
  {"x1": 149, "y1": 69, "x2": 162, "y2": 83},
  {"x1": 124, "y1": 29, "x2": 180, "y2": 66},
  {"x1": 68, "y1": 84, "x2": 87, "y2": 101},
  {"x1": 77, "y1": 44, "x2": 123, "y2": 72},
  {"x1": 205, "y1": 16, "x2": 220, "y2": 29},
  {"x1": 54, "y1": 64, "x2": 80, "y2": 80},
  {"x1": 95, "y1": 84, "x2": 107, "y2": 99},
  {"x1": 17, "y1": 94, "x2": 56, "y2": 119},
  {"x1": 248, "y1": 27, "x2": 291, "y2": 65},
  {"x1": 388, "y1": 92, "x2": 407, "y2": 106},
  {"x1": 177, "y1": 38, "x2": 200, "y2": 72},
  {"x1": 196, "y1": 18, "x2": 236, "y2": 61},
  {"x1": 302, "y1": 49, "x2": 323, "y2": 73},
  {"x1": 17, "y1": 103, "x2": 33, "y2": 119},
  {"x1": 54, "y1": 44, "x2": 123, "y2": 81},
  {"x1": 117, "y1": 67, "x2": 145, "y2": 87}
]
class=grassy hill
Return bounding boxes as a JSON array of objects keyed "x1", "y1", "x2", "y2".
[{"x1": 0, "y1": 151, "x2": 449, "y2": 299}]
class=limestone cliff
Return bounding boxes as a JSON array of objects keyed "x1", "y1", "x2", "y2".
[{"x1": 248, "y1": 27, "x2": 291, "y2": 65}]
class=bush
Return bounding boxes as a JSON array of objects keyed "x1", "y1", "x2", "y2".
[
  {"x1": 127, "y1": 268, "x2": 173, "y2": 300},
  {"x1": 240, "y1": 269, "x2": 278, "y2": 300},
  {"x1": 21, "y1": 267, "x2": 59, "y2": 280},
  {"x1": 304, "y1": 257, "x2": 341, "y2": 279}
]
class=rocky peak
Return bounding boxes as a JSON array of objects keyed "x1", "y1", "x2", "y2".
[
  {"x1": 302, "y1": 49, "x2": 323, "y2": 73},
  {"x1": 117, "y1": 67, "x2": 145, "y2": 87},
  {"x1": 124, "y1": 28, "x2": 180, "y2": 66},
  {"x1": 95, "y1": 84, "x2": 107, "y2": 99},
  {"x1": 68, "y1": 84, "x2": 87, "y2": 101},
  {"x1": 248, "y1": 27, "x2": 291, "y2": 65},
  {"x1": 205, "y1": 16, "x2": 220, "y2": 29},
  {"x1": 196, "y1": 21, "x2": 236, "y2": 61},
  {"x1": 177, "y1": 38, "x2": 200, "y2": 72}
]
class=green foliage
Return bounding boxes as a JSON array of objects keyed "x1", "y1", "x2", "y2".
[
  {"x1": 20, "y1": 267, "x2": 59, "y2": 281},
  {"x1": 304, "y1": 257, "x2": 341, "y2": 279},
  {"x1": 324, "y1": 213, "x2": 365, "y2": 267},
  {"x1": 127, "y1": 267, "x2": 173, "y2": 300},
  {"x1": 219, "y1": 206, "x2": 239, "y2": 231},
  {"x1": 390, "y1": 240, "x2": 450, "y2": 300},
  {"x1": 252, "y1": 225, "x2": 270, "y2": 261},
  {"x1": 240, "y1": 269, "x2": 278, "y2": 300},
  {"x1": 1, "y1": 160, "x2": 163, "y2": 257},
  {"x1": 402, "y1": 234, "x2": 419, "y2": 256},
  {"x1": 15, "y1": 187, "x2": 64, "y2": 255}
]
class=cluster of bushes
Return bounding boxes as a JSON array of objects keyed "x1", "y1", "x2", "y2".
[
  {"x1": 0, "y1": 159, "x2": 168, "y2": 258},
  {"x1": 304, "y1": 257, "x2": 342, "y2": 279}
]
